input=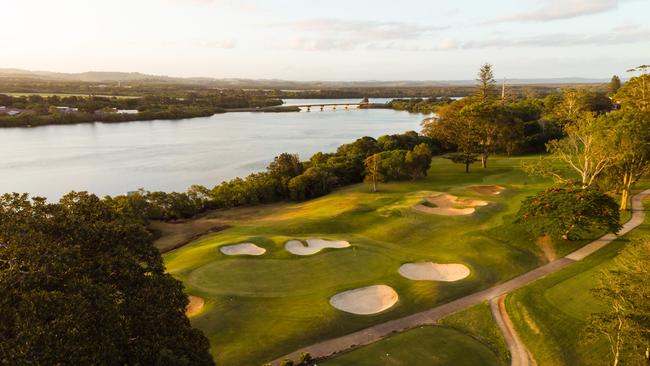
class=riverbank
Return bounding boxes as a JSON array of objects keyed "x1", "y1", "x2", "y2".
[
  {"x1": 0, "y1": 107, "x2": 223, "y2": 128},
  {"x1": 0, "y1": 106, "x2": 425, "y2": 198}
]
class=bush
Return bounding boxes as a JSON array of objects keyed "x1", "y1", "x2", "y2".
[{"x1": 516, "y1": 183, "x2": 621, "y2": 240}]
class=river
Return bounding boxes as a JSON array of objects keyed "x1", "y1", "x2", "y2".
[{"x1": 0, "y1": 99, "x2": 428, "y2": 199}]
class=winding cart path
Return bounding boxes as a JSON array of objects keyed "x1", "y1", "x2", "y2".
[{"x1": 270, "y1": 189, "x2": 650, "y2": 365}]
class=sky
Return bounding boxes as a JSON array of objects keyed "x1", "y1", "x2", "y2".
[{"x1": 2, "y1": 0, "x2": 649, "y2": 81}]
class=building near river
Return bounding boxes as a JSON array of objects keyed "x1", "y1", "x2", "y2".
[
  {"x1": 0, "y1": 106, "x2": 24, "y2": 116},
  {"x1": 55, "y1": 106, "x2": 79, "y2": 113}
]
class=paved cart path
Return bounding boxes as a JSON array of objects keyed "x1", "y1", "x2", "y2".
[
  {"x1": 491, "y1": 294, "x2": 536, "y2": 366},
  {"x1": 270, "y1": 189, "x2": 649, "y2": 365}
]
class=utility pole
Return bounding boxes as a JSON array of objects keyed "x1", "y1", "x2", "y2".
[{"x1": 501, "y1": 78, "x2": 506, "y2": 100}]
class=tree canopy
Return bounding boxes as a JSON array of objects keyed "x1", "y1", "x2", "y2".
[
  {"x1": 0, "y1": 192, "x2": 214, "y2": 365},
  {"x1": 516, "y1": 184, "x2": 621, "y2": 240}
]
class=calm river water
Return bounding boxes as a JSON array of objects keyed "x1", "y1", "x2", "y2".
[{"x1": 0, "y1": 99, "x2": 428, "y2": 199}]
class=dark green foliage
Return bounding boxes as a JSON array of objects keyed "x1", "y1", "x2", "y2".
[
  {"x1": 406, "y1": 143, "x2": 434, "y2": 179},
  {"x1": 105, "y1": 132, "x2": 439, "y2": 221},
  {"x1": 388, "y1": 97, "x2": 453, "y2": 114},
  {"x1": 516, "y1": 184, "x2": 621, "y2": 240},
  {"x1": 0, "y1": 192, "x2": 214, "y2": 366},
  {"x1": 279, "y1": 359, "x2": 294, "y2": 366},
  {"x1": 608, "y1": 75, "x2": 621, "y2": 96},
  {"x1": 476, "y1": 63, "x2": 497, "y2": 100}
]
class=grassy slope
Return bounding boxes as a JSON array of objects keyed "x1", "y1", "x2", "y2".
[
  {"x1": 163, "y1": 156, "x2": 572, "y2": 365},
  {"x1": 322, "y1": 302, "x2": 509, "y2": 365},
  {"x1": 506, "y1": 194, "x2": 650, "y2": 366},
  {"x1": 320, "y1": 326, "x2": 501, "y2": 366}
]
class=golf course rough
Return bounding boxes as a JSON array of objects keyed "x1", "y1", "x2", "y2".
[
  {"x1": 219, "y1": 242, "x2": 266, "y2": 256},
  {"x1": 329, "y1": 285, "x2": 399, "y2": 315},
  {"x1": 285, "y1": 238, "x2": 351, "y2": 256},
  {"x1": 398, "y1": 262, "x2": 471, "y2": 281},
  {"x1": 413, "y1": 194, "x2": 489, "y2": 216}
]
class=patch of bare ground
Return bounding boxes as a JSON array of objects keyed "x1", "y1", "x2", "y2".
[
  {"x1": 412, "y1": 194, "x2": 488, "y2": 216},
  {"x1": 186, "y1": 295, "x2": 205, "y2": 317},
  {"x1": 535, "y1": 235, "x2": 557, "y2": 262},
  {"x1": 151, "y1": 218, "x2": 229, "y2": 253},
  {"x1": 471, "y1": 185, "x2": 506, "y2": 195}
]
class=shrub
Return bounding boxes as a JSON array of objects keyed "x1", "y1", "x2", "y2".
[{"x1": 516, "y1": 183, "x2": 621, "y2": 240}]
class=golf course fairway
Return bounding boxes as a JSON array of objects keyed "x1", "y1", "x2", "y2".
[{"x1": 163, "y1": 156, "x2": 588, "y2": 365}]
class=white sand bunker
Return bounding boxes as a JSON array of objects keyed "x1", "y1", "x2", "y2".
[
  {"x1": 219, "y1": 243, "x2": 266, "y2": 256},
  {"x1": 399, "y1": 262, "x2": 471, "y2": 281},
  {"x1": 329, "y1": 285, "x2": 398, "y2": 315},
  {"x1": 413, "y1": 194, "x2": 488, "y2": 216},
  {"x1": 471, "y1": 185, "x2": 505, "y2": 195},
  {"x1": 285, "y1": 238, "x2": 350, "y2": 256},
  {"x1": 186, "y1": 295, "x2": 205, "y2": 317}
]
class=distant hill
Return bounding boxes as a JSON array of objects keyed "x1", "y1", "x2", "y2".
[{"x1": 0, "y1": 68, "x2": 611, "y2": 89}]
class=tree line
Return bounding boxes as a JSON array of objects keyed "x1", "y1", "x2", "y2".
[
  {"x1": 104, "y1": 131, "x2": 437, "y2": 222},
  {"x1": 387, "y1": 97, "x2": 455, "y2": 114},
  {"x1": 0, "y1": 92, "x2": 283, "y2": 127},
  {"x1": 513, "y1": 64, "x2": 649, "y2": 366}
]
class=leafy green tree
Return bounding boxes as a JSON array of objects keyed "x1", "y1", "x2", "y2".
[
  {"x1": 609, "y1": 75, "x2": 621, "y2": 96},
  {"x1": 602, "y1": 110, "x2": 650, "y2": 210},
  {"x1": 545, "y1": 113, "x2": 616, "y2": 187},
  {"x1": 516, "y1": 184, "x2": 621, "y2": 240},
  {"x1": 585, "y1": 239, "x2": 650, "y2": 366},
  {"x1": 423, "y1": 99, "x2": 481, "y2": 159},
  {"x1": 405, "y1": 143, "x2": 433, "y2": 179},
  {"x1": 267, "y1": 153, "x2": 303, "y2": 196},
  {"x1": 0, "y1": 192, "x2": 214, "y2": 365},
  {"x1": 476, "y1": 63, "x2": 496, "y2": 100},
  {"x1": 460, "y1": 101, "x2": 513, "y2": 168},
  {"x1": 615, "y1": 69, "x2": 649, "y2": 112},
  {"x1": 364, "y1": 153, "x2": 384, "y2": 192}
]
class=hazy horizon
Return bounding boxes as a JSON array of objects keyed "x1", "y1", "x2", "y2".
[{"x1": 3, "y1": 0, "x2": 649, "y2": 81}]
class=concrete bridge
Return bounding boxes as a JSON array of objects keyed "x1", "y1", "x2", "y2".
[
  {"x1": 226, "y1": 100, "x2": 388, "y2": 112},
  {"x1": 287, "y1": 102, "x2": 365, "y2": 111}
]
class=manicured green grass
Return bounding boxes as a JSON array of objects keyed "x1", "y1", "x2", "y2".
[
  {"x1": 320, "y1": 326, "x2": 502, "y2": 366},
  {"x1": 323, "y1": 302, "x2": 509, "y2": 366},
  {"x1": 440, "y1": 303, "x2": 510, "y2": 364},
  {"x1": 164, "y1": 156, "x2": 570, "y2": 365},
  {"x1": 506, "y1": 198, "x2": 650, "y2": 366}
]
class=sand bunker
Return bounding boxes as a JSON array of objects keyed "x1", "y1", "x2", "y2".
[
  {"x1": 471, "y1": 185, "x2": 505, "y2": 195},
  {"x1": 285, "y1": 238, "x2": 350, "y2": 256},
  {"x1": 413, "y1": 194, "x2": 488, "y2": 216},
  {"x1": 219, "y1": 243, "x2": 266, "y2": 256},
  {"x1": 329, "y1": 285, "x2": 398, "y2": 315},
  {"x1": 399, "y1": 262, "x2": 470, "y2": 281},
  {"x1": 186, "y1": 295, "x2": 205, "y2": 317}
]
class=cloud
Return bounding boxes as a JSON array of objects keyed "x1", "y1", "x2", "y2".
[
  {"x1": 489, "y1": 0, "x2": 618, "y2": 23},
  {"x1": 199, "y1": 39, "x2": 236, "y2": 49},
  {"x1": 279, "y1": 18, "x2": 445, "y2": 51},
  {"x1": 462, "y1": 25, "x2": 650, "y2": 48},
  {"x1": 162, "y1": 0, "x2": 259, "y2": 11}
]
